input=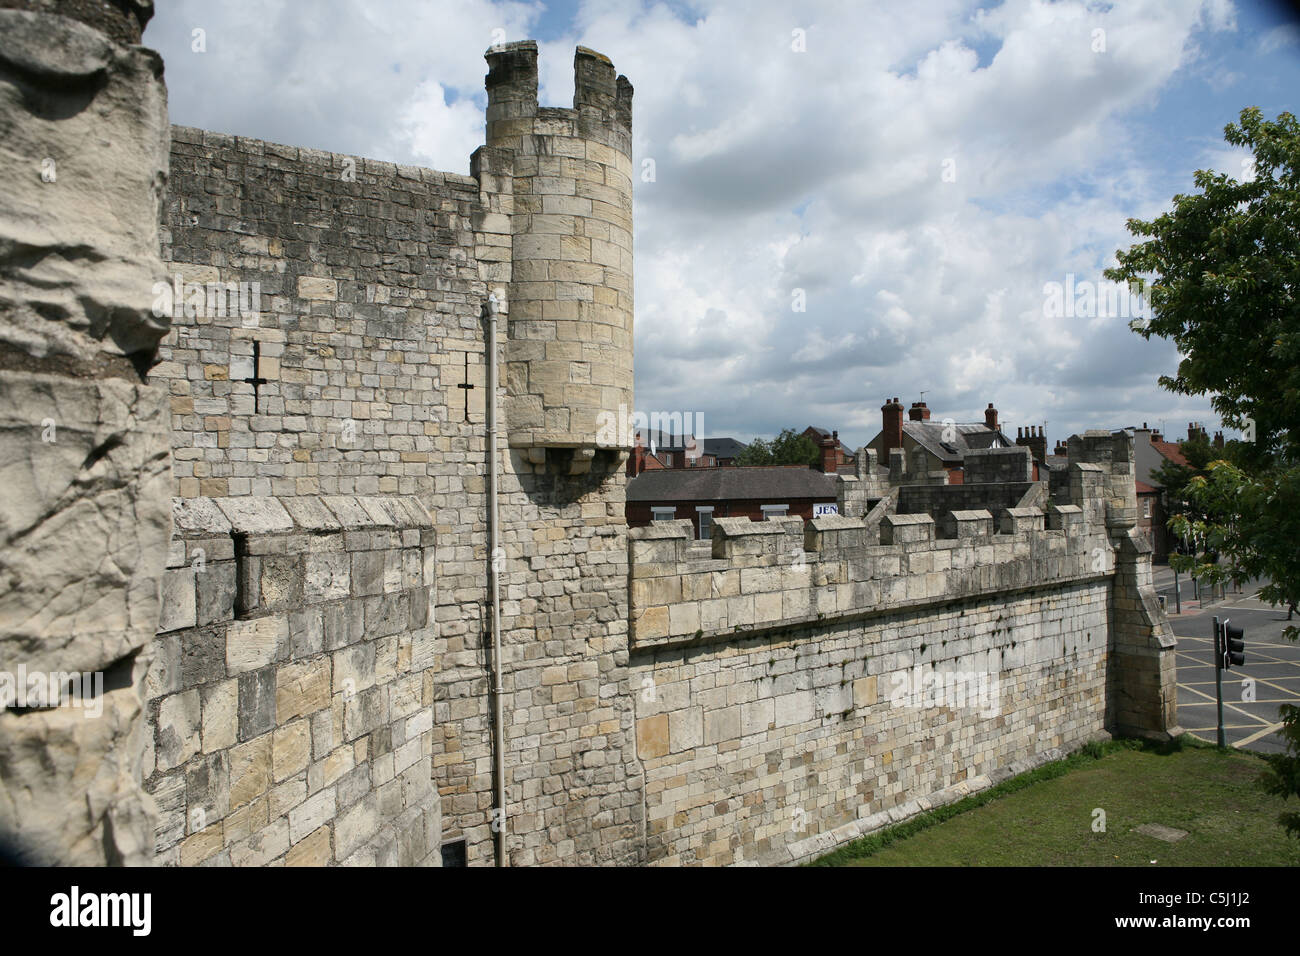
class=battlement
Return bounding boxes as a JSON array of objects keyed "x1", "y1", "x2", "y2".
[
  {"x1": 485, "y1": 42, "x2": 633, "y2": 154},
  {"x1": 629, "y1": 498, "x2": 1110, "y2": 649},
  {"x1": 629, "y1": 434, "x2": 1134, "y2": 650}
]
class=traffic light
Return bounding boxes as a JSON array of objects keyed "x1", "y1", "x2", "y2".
[{"x1": 1223, "y1": 623, "x2": 1245, "y2": 669}]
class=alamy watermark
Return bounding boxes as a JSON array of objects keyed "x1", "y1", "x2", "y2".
[
  {"x1": 887, "y1": 667, "x2": 1001, "y2": 718},
  {"x1": 50, "y1": 886, "x2": 150, "y2": 936},
  {"x1": 596, "y1": 404, "x2": 705, "y2": 459},
  {"x1": 0, "y1": 665, "x2": 104, "y2": 719},
  {"x1": 1042, "y1": 274, "x2": 1148, "y2": 320},
  {"x1": 152, "y1": 274, "x2": 263, "y2": 326}
]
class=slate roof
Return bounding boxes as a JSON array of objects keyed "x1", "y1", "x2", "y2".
[
  {"x1": 627, "y1": 466, "x2": 838, "y2": 502},
  {"x1": 901, "y1": 421, "x2": 1014, "y2": 465},
  {"x1": 639, "y1": 428, "x2": 695, "y2": 452},
  {"x1": 702, "y1": 437, "x2": 747, "y2": 459}
]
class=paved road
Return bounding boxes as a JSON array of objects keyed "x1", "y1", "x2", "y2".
[{"x1": 1158, "y1": 572, "x2": 1299, "y2": 754}]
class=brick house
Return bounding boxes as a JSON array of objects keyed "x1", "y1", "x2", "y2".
[
  {"x1": 1135, "y1": 479, "x2": 1168, "y2": 561},
  {"x1": 801, "y1": 426, "x2": 856, "y2": 471},
  {"x1": 1131, "y1": 422, "x2": 1198, "y2": 562},
  {"x1": 626, "y1": 431, "x2": 749, "y2": 475},
  {"x1": 626, "y1": 466, "x2": 838, "y2": 539},
  {"x1": 702, "y1": 437, "x2": 747, "y2": 466},
  {"x1": 865, "y1": 398, "x2": 1035, "y2": 482}
]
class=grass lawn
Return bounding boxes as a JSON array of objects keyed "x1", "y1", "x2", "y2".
[{"x1": 813, "y1": 737, "x2": 1300, "y2": 866}]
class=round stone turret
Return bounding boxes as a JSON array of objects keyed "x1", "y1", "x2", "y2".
[{"x1": 484, "y1": 42, "x2": 634, "y2": 474}]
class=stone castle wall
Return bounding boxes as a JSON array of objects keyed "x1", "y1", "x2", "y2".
[
  {"x1": 145, "y1": 495, "x2": 441, "y2": 866},
  {"x1": 632, "y1": 581, "x2": 1110, "y2": 865},
  {"x1": 148, "y1": 48, "x2": 646, "y2": 866},
  {"x1": 156, "y1": 125, "x2": 486, "y2": 500},
  {"x1": 624, "y1": 454, "x2": 1123, "y2": 864}
]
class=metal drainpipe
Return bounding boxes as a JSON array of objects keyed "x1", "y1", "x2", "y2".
[{"x1": 487, "y1": 292, "x2": 507, "y2": 867}]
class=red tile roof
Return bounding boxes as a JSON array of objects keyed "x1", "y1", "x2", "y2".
[
  {"x1": 1151, "y1": 441, "x2": 1187, "y2": 466},
  {"x1": 1135, "y1": 480, "x2": 1159, "y2": 494}
]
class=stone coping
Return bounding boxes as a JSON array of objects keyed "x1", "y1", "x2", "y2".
[{"x1": 171, "y1": 495, "x2": 433, "y2": 537}]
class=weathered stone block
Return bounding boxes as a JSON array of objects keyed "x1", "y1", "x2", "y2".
[
  {"x1": 276, "y1": 657, "x2": 331, "y2": 723},
  {"x1": 636, "y1": 714, "x2": 669, "y2": 759},
  {"x1": 196, "y1": 561, "x2": 237, "y2": 626},
  {"x1": 201, "y1": 678, "x2": 238, "y2": 753},
  {"x1": 158, "y1": 568, "x2": 197, "y2": 633},
  {"x1": 228, "y1": 735, "x2": 272, "y2": 809},
  {"x1": 156, "y1": 689, "x2": 201, "y2": 772},
  {"x1": 238, "y1": 667, "x2": 277, "y2": 741},
  {"x1": 273, "y1": 719, "x2": 311, "y2": 783},
  {"x1": 226, "y1": 616, "x2": 283, "y2": 675}
]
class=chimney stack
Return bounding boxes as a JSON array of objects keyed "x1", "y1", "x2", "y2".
[
  {"x1": 908, "y1": 401, "x2": 931, "y2": 422},
  {"x1": 1053, "y1": 439, "x2": 1068, "y2": 457},
  {"x1": 627, "y1": 431, "x2": 647, "y2": 477},
  {"x1": 1016, "y1": 424, "x2": 1047, "y2": 464},
  {"x1": 881, "y1": 398, "x2": 904, "y2": 457},
  {"x1": 1213, "y1": 430, "x2": 1224, "y2": 450},
  {"x1": 984, "y1": 402, "x2": 999, "y2": 432},
  {"x1": 819, "y1": 431, "x2": 839, "y2": 474}
]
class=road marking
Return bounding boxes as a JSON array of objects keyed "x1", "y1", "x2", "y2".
[
  {"x1": 1234, "y1": 721, "x2": 1286, "y2": 748},
  {"x1": 1175, "y1": 681, "x2": 1273, "y2": 726},
  {"x1": 1178, "y1": 697, "x2": 1297, "y2": 705},
  {"x1": 1173, "y1": 586, "x2": 1299, "y2": 751}
]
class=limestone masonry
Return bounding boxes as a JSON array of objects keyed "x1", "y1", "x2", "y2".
[{"x1": 0, "y1": 5, "x2": 1177, "y2": 867}]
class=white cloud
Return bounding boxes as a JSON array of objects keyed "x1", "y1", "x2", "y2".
[
  {"x1": 1260, "y1": 22, "x2": 1300, "y2": 54},
  {"x1": 399, "y1": 81, "x2": 486, "y2": 174}
]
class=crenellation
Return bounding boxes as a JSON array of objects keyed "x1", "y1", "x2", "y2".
[{"x1": 628, "y1": 485, "x2": 1115, "y2": 653}]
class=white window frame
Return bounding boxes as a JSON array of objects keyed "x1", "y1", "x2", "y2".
[
  {"x1": 651, "y1": 507, "x2": 676, "y2": 522},
  {"x1": 761, "y1": 504, "x2": 789, "y2": 520},
  {"x1": 1143, "y1": 497, "x2": 1152, "y2": 518},
  {"x1": 696, "y1": 506, "x2": 714, "y2": 540}
]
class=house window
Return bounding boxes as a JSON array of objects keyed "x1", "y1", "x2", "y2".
[
  {"x1": 1143, "y1": 498, "x2": 1152, "y2": 518},
  {"x1": 651, "y1": 507, "x2": 676, "y2": 522},
  {"x1": 696, "y1": 506, "x2": 714, "y2": 540},
  {"x1": 761, "y1": 504, "x2": 789, "y2": 520}
]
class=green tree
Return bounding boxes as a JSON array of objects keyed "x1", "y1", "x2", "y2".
[
  {"x1": 734, "y1": 428, "x2": 820, "y2": 466},
  {"x1": 1106, "y1": 107, "x2": 1300, "y2": 836},
  {"x1": 1150, "y1": 433, "x2": 1250, "y2": 553}
]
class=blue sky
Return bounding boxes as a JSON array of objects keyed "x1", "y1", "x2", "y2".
[{"x1": 146, "y1": 0, "x2": 1300, "y2": 450}]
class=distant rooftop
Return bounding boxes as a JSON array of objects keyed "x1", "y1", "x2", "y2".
[
  {"x1": 627, "y1": 466, "x2": 836, "y2": 502},
  {"x1": 901, "y1": 421, "x2": 1013, "y2": 465}
]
